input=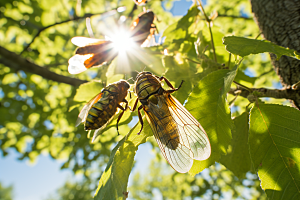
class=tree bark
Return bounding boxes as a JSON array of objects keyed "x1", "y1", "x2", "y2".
[{"x1": 250, "y1": 0, "x2": 300, "y2": 109}]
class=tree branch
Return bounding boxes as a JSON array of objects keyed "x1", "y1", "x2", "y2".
[
  {"x1": 229, "y1": 85, "x2": 298, "y2": 101},
  {"x1": 20, "y1": 7, "x2": 125, "y2": 54},
  {"x1": 0, "y1": 46, "x2": 87, "y2": 87},
  {"x1": 217, "y1": 14, "x2": 252, "y2": 20}
]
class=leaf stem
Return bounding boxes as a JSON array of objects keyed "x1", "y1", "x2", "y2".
[
  {"x1": 185, "y1": 57, "x2": 202, "y2": 64},
  {"x1": 227, "y1": 53, "x2": 231, "y2": 68}
]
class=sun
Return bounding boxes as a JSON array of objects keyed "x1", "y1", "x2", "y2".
[{"x1": 109, "y1": 29, "x2": 136, "y2": 53}]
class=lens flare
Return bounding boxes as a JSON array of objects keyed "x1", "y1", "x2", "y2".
[{"x1": 110, "y1": 30, "x2": 135, "y2": 52}]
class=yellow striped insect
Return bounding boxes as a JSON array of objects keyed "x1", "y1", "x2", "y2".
[
  {"x1": 133, "y1": 72, "x2": 211, "y2": 173},
  {"x1": 76, "y1": 80, "x2": 130, "y2": 141}
]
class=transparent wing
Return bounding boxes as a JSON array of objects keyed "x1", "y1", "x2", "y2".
[
  {"x1": 75, "y1": 92, "x2": 103, "y2": 127},
  {"x1": 71, "y1": 37, "x2": 104, "y2": 47},
  {"x1": 68, "y1": 54, "x2": 93, "y2": 74},
  {"x1": 165, "y1": 94, "x2": 211, "y2": 161},
  {"x1": 144, "y1": 114, "x2": 194, "y2": 173},
  {"x1": 143, "y1": 94, "x2": 211, "y2": 173},
  {"x1": 143, "y1": 96, "x2": 192, "y2": 173}
]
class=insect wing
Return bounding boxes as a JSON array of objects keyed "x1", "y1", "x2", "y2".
[
  {"x1": 130, "y1": 12, "x2": 155, "y2": 46},
  {"x1": 75, "y1": 92, "x2": 103, "y2": 127},
  {"x1": 165, "y1": 94, "x2": 211, "y2": 161},
  {"x1": 71, "y1": 36, "x2": 104, "y2": 47},
  {"x1": 143, "y1": 96, "x2": 194, "y2": 173},
  {"x1": 69, "y1": 38, "x2": 114, "y2": 74},
  {"x1": 143, "y1": 94, "x2": 211, "y2": 173},
  {"x1": 68, "y1": 54, "x2": 94, "y2": 74}
]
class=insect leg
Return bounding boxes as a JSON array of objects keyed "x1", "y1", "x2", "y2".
[
  {"x1": 132, "y1": 98, "x2": 139, "y2": 111},
  {"x1": 159, "y1": 76, "x2": 184, "y2": 93},
  {"x1": 116, "y1": 101, "x2": 128, "y2": 135},
  {"x1": 137, "y1": 105, "x2": 144, "y2": 135},
  {"x1": 123, "y1": 99, "x2": 131, "y2": 110}
]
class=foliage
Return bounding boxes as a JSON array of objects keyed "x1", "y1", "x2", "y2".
[
  {"x1": 1, "y1": 0, "x2": 300, "y2": 199},
  {"x1": 129, "y1": 160, "x2": 266, "y2": 200},
  {"x1": 44, "y1": 178, "x2": 95, "y2": 200},
  {"x1": 0, "y1": 182, "x2": 14, "y2": 200}
]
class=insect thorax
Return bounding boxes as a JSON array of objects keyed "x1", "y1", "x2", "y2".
[{"x1": 136, "y1": 74, "x2": 161, "y2": 102}]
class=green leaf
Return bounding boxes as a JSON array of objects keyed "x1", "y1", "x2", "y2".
[
  {"x1": 234, "y1": 69, "x2": 257, "y2": 87},
  {"x1": 73, "y1": 81, "x2": 103, "y2": 102},
  {"x1": 249, "y1": 103, "x2": 300, "y2": 199},
  {"x1": 162, "y1": 5, "x2": 200, "y2": 53},
  {"x1": 223, "y1": 36, "x2": 300, "y2": 60},
  {"x1": 163, "y1": 55, "x2": 196, "y2": 103},
  {"x1": 219, "y1": 112, "x2": 252, "y2": 178},
  {"x1": 94, "y1": 120, "x2": 153, "y2": 200},
  {"x1": 186, "y1": 64, "x2": 238, "y2": 175},
  {"x1": 163, "y1": 5, "x2": 199, "y2": 43}
]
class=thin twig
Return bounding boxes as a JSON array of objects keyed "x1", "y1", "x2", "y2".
[
  {"x1": 197, "y1": 0, "x2": 217, "y2": 62},
  {"x1": 217, "y1": 14, "x2": 252, "y2": 20},
  {"x1": 233, "y1": 81, "x2": 252, "y2": 92},
  {"x1": 20, "y1": 7, "x2": 125, "y2": 55},
  {"x1": 292, "y1": 81, "x2": 300, "y2": 90}
]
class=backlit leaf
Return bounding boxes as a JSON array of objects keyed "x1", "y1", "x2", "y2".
[
  {"x1": 186, "y1": 64, "x2": 238, "y2": 175},
  {"x1": 220, "y1": 112, "x2": 252, "y2": 178},
  {"x1": 94, "y1": 120, "x2": 153, "y2": 200},
  {"x1": 74, "y1": 81, "x2": 103, "y2": 102},
  {"x1": 223, "y1": 36, "x2": 300, "y2": 60},
  {"x1": 249, "y1": 103, "x2": 300, "y2": 199}
]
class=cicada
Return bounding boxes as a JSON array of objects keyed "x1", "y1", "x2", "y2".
[
  {"x1": 68, "y1": 37, "x2": 117, "y2": 74},
  {"x1": 76, "y1": 80, "x2": 130, "y2": 141},
  {"x1": 133, "y1": 72, "x2": 211, "y2": 173},
  {"x1": 130, "y1": 10, "x2": 157, "y2": 46}
]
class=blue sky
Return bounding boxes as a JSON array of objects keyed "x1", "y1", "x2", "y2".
[{"x1": 0, "y1": 143, "x2": 154, "y2": 200}]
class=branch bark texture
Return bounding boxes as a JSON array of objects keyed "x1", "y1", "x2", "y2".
[
  {"x1": 229, "y1": 86, "x2": 298, "y2": 102},
  {"x1": 250, "y1": 0, "x2": 300, "y2": 108},
  {"x1": 0, "y1": 46, "x2": 87, "y2": 87}
]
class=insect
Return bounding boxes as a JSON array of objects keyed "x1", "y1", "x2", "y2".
[
  {"x1": 68, "y1": 37, "x2": 117, "y2": 74},
  {"x1": 132, "y1": 72, "x2": 211, "y2": 173},
  {"x1": 68, "y1": 12, "x2": 156, "y2": 74},
  {"x1": 133, "y1": 0, "x2": 147, "y2": 6},
  {"x1": 76, "y1": 80, "x2": 130, "y2": 142},
  {"x1": 130, "y1": 10, "x2": 157, "y2": 46}
]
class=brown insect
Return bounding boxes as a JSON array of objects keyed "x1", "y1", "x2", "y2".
[
  {"x1": 76, "y1": 80, "x2": 130, "y2": 141},
  {"x1": 68, "y1": 11, "x2": 156, "y2": 74},
  {"x1": 130, "y1": 10, "x2": 157, "y2": 46},
  {"x1": 68, "y1": 37, "x2": 117, "y2": 74},
  {"x1": 132, "y1": 72, "x2": 211, "y2": 173}
]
